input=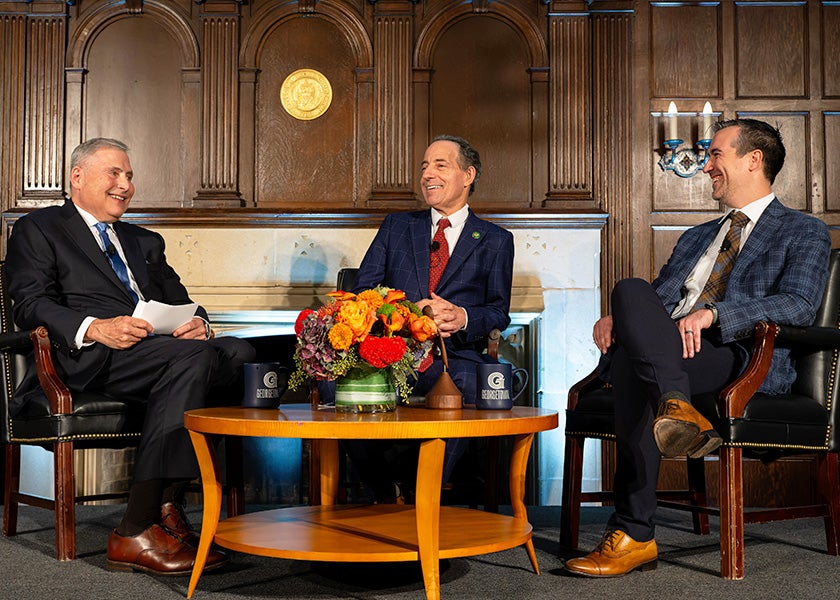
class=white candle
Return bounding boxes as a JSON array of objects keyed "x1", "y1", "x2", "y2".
[
  {"x1": 701, "y1": 101, "x2": 713, "y2": 140},
  {"x1": 667, "y1": 101, "x2": 678, "y2": 141}
]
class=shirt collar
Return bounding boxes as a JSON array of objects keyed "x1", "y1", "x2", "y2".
[
  {"x1": 719, "y1": 192, "x2": 775, "y2": 225},
  {"x1": 74, "y1": 203, "x2": 106, "y2": 230},
  {"x1": 431, "y1": 204, "x2": 469, "y2": 229}
]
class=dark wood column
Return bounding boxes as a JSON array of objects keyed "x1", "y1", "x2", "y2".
[
  {"x1": 0, "y1": 12, "x2": 26, "y2": 223},
  {"x1": 368, "y1": 1, "x2": 416, "y2": 207},
  {"x1": 194, "y1": 2, "x2": 243, "y2": 207},
  {"x1": 545, "y1": 4, "x2": 593, "y2": 209},
  {"x1": 20, "y1": 8, "x2": 67, "y2": 208}
]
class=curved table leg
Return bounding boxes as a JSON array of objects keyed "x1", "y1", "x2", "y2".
[
  {"x1": 416, "y1": 437, "x2": 445, "y2": 600},
  {"x1": 319, "y1": 439, "x2": 339, "y2": 506},
  {"x1": 187, "y1": 430, "x2": 223, "y2": 599},
  {"x1": 510, "y1": 432, "x2": 539, "y2": 574}
]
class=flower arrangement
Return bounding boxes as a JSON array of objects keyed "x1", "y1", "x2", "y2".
[{"x1": 289, "y1": 286, "x2": 438, "y2": 401}]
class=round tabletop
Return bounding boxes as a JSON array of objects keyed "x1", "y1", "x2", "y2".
[{"x1": 184, "y1": 404, "x2": 558, "y2": 440}]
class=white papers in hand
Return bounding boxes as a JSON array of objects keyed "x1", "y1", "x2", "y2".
[{"x1": 132, "y1": 300, "x2": 199, "y2": 335}]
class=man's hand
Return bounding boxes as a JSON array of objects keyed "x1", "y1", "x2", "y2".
[
  {"x1": 85, "y1": 316, "x2": 153, "y2": 349},
  {"x1": 593, "y1": 315, "x2": 614, "y2": 354},
  {"x1": 416, "y1": 293, "x2": 467, "y2": 338},
  {"x1": 172, "y1": 317, "x2": 210, "y2": 340},
  {"x1": 676, "y1": 308, "x2": 715, "y2": 359}
]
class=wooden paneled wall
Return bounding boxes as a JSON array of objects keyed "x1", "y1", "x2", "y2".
[
  {"x1": 2, "y1": 0, "x2": 839, "y2": 503},
  {"x1": 0, "y1": 0, "x2": 622, "y2": 217}
]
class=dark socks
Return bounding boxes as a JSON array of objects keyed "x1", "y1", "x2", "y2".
[{"x1": 116, "y1": 479, "x2": 164, "y2": 536}]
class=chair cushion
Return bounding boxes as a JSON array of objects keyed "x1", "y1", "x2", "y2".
[
  {"x1": 565, "y1": 388, "x2": 615, "y2": 438},
  {"x1": 9, "y1": 391, "x2": 145, "y2": 446},
  {"x1": 722, "y1": 393, "x2": 829, "y2": 449},
  {"x1": 568, "y1": 387, "x2": 830, "y2": 451}
]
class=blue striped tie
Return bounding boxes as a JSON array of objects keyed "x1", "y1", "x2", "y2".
[{"x1": 95, "y1": 222, "x2": 139, "y2": 303}]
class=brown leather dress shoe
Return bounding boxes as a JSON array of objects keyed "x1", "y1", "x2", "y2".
[
  {"x1": 161, "y1": 502, "x2": 200, "y2": 546},
  {"x1": 653, "y1": 395, "x2": 722, "y2": 458},
  {"x1": 107, "y1": 524, "x2": 228, "y2": 576},
  {"x1": 565, "y1": 530, "x2": 657, "y2": 577}
]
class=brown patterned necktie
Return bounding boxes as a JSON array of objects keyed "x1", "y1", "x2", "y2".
[
  {"x1": 695, "y1": 210, "x2": 751, "y2": 306},
  {"x1": 429, "y1": 218, "x2": 451, "y2": 293}
]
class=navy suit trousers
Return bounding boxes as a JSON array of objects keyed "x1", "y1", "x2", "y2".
[{"x1": 603, "y1": 278, "x2": 740, "y2": 541}]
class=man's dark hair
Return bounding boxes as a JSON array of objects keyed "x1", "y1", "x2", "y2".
[
  {"x1": 712, "y1": 118, "x2": 785, "y2": 184},
  {"x1": 432, "y1": 134, "x2": 481, "y2": 196}
]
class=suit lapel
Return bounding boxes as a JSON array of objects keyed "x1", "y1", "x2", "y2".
[
  {"x1": 58, "y1": 202, "x2": 137, "y2": 302},
  {"x1": 113, "y1": 221, "x2": 149, "y2": 293},
  {"x1": 412, "y1": 211, "x2": 433, "y2": 296},
  {"x1": 729, "y1": 198, "x2": 783, "y2": 282}
]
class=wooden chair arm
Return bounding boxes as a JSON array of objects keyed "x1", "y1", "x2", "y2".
[
  {"x1": 567, "y1": 367, "x2": 604, "y2": 411},
  {"x1": 718, "y1": 321, "x2": 778, "y2": 419},
  {"x1": 486, "y1": 328, "x2": 501, "y2": 360},
  {"x1": 30, "y1": 325, "x2": 73, "y2": 415}
]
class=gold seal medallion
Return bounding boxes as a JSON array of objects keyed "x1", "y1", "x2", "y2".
[{"x1": 280, "y1": 69, "x2": 332, "y2": 121}]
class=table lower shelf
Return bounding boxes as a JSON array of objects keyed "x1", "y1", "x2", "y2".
[{"x1": 212, "y1": 504, "x2": 534, "y2": 562}]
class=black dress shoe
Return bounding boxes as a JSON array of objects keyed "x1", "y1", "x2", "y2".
[{"x1": 106, "y1": 524, "x2": 227, "y2": 576}]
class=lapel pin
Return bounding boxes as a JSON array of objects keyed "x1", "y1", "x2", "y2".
[{"x1": 472, "y1": 231, "x2": 481, "y2": 239}]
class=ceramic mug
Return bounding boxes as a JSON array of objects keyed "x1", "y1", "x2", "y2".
[
  {"x1": 475, "y1": 362, "x2": 528, "y2": 410},
  {"x1": 242, "y1": 362, "x2": 288, "y2": 408}
]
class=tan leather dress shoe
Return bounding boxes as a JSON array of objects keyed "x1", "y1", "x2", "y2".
[
  {"x1": 565, "y1": 530, "x2": 657, "y2": 577},
  {"x1": 107, "y1": 524, "x2": 227, "y2": 575},
  {"x1": 653, "y1": 396, "x2": 722, "y2": 458}
]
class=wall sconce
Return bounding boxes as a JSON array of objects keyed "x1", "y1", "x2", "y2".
[{"x1": 658, "y1": 101, "x2": 716, "y2": 178}]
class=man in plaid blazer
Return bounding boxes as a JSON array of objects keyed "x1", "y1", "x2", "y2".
[
  {"x1": 346, "y1": 135, "x2": 514, "y2": 500},
  {"x1": 565, "y1": 119, "x2": 832, "y2": 578}
]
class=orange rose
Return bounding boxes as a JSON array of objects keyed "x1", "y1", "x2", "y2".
[
  {"x1": 337, "y1": 299, "x2": 376, "y2": 341},
  {"x1": 408, "y1": 314, "x2": 437, "y2": 342}
]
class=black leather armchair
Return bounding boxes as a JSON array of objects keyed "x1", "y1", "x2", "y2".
[
  {"x1": 560, "y1": 248, "x2": 840, "y2": 579},
  {"x1": 0, "y1": 262, "x2": 242, "y2": 560}
]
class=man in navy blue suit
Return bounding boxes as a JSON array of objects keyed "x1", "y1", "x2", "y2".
[
  {"x1": 346, "y1": 135, "x2": 514, "y2": 501},
  {"x1": 6, "y1": 138, "x2": 255, "y2": 575},
  {"x1": 565, "y1": 119, "x2": 832, "y2": 577}
]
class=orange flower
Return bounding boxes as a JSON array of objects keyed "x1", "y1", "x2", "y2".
[
  {"x1": 408, "y1": 314, "x2": 437, "y2": 342},
  {"x1": 383, "y1": 289, "x2": 406, "y2": 304},
  {"x1": 328, "y1": 321, "x2": 355, "y2": 350},
  {"x1": 379, "y1": 310, "x2": 406, "y2": 334},
  {"x1": 327, "y1": 291, "x2": 356, "y2": 301},
  {"x1": 356, "y1": 289, "x2": 384, "y2": 311},
  {"x1": 337, "y1": 299, "x2": 376, "y2": 341}
]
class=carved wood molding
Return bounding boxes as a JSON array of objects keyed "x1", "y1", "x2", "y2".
[
  {"x1": 21, "y1": 16, "x2": 65, "y2": 203},
  {"x1": 2, "y1": 208, "x2": 608, "y2": 230}
]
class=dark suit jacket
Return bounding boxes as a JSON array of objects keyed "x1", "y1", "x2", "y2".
[
  {"x1": 652, "y1": 197, "x2": 831, "y2": 394},
  {"x1": 5, "y1": 200, "x2": 206, "y2": 412},
  {"x1": 353, "y1": 209, "x2": 514, "y2": 369}
]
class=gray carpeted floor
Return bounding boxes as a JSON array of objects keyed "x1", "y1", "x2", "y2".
[{"x1": 2, "y1": 502, "x2": 837, "y2": 599}]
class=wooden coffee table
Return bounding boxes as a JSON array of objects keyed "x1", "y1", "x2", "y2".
[{"x1": 183, "y1": 404, "x2": 558, "y2": 599}]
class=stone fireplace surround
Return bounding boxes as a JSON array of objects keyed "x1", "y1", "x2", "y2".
[{"x1": 16, "y1": 212, "x2": 606, "y2": 507}]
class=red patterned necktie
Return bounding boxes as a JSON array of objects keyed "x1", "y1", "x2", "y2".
[
  {"x1": 695, "y1": 210, "x2": 750, "y2": 306},
  {"x1": 420, "y1": 218, "x2": 451, "y2": 372},
  {"x1": 428, "y1": 218, "x2": 451, "y2": 294}
]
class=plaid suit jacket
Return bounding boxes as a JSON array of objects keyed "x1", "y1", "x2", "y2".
[
  {"x1": 652, "y1": 198, "x2": 831, "y2": 394},
  {"x1": 354, "y1": 209, "x2": 514, "y2": 362}
]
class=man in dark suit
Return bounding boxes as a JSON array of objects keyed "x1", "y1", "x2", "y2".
[
  {"x1": 345, "y1": 135, "x2": 515, "y2": 500},
  {"x1": 5, "y1": 138, "x2": 255, "y2": 575},
  {"x1": 565, "y1": 119, "x2": 832, "y2": 577}
]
